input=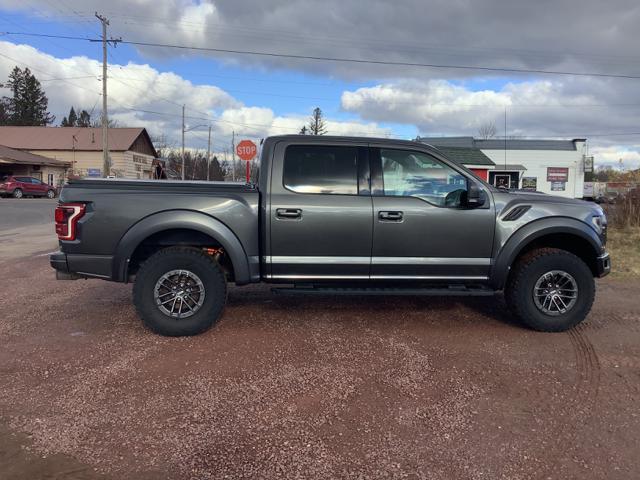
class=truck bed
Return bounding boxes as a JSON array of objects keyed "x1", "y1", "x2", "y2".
[{"x1": 57, "y1": 178, "x2": 260, "y2": 282}]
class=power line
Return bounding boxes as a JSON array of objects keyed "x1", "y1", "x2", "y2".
[
  {"x1": 83, "y1": 12, "x2": 640, "y2": 66},
  {"x1": 3, "y1": 31, "x2": 640, "y2": 80},
  {"x1": 4, "y1": 38, "x2": 640, "y2": 140}
]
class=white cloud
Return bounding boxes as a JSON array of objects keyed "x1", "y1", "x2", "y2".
[
  {"x1": 341, "y1": 79, "x2": 640, "y2": 169},
  {"x1": 0, "y1": 40, "x2": 389, "y2": 153},
  {"x1": 590, "y1": 146, "x2": 640, "y2": 170}
]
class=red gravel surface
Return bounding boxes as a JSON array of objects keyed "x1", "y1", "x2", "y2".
[{"x1": 1, "y1": 254, "x2": 639, "y2": 479}]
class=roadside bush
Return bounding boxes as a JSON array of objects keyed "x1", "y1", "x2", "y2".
[
  {"x1": 606, "y1": 195, "x2": 640, "y2": 228},
  {"x1": 606, "y1": 226, "x2": 640, "y2": 277}
]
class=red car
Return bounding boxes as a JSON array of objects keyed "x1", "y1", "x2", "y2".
[{"x1": 0, "y1": 176, "x2": 57, "y2": 199}]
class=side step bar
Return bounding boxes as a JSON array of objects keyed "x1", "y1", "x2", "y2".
[{"x1": 272, "y1": 285, "x2": 496, "y2": 297}]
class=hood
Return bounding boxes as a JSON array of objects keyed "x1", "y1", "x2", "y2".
[{"x1": 498, "y1": 190, "x2": 593, "y2": 207}]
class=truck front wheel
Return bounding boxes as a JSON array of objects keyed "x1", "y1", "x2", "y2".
[
  {"x1": 133, "y1": 247, "x2": 227, "y2": 336},
  {"x1": 505, "y1": 248, "x2": 595, "y2": 332}
]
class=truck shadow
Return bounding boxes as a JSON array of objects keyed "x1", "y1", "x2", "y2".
[{"x1": 226, "y1": 285, "x2": 522, "y2": 330}]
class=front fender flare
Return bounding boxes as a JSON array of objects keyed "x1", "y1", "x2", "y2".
[
  {"x1": 112, "y1": 210, "x2": 251, "y2": 284},
  {"x1": 490, "y1": 217, "x2": 602, "y2": 290}
]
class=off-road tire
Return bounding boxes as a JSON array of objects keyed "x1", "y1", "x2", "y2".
[
  {"x1": 12, "y1": 188, "x2": 23, "y2": 199},
  {"x1": 505, "y1": 248, "x2": 595, "y2": 332},
  {"x1": 133, "y1": 247, "x2": 227, "y2": 336}
]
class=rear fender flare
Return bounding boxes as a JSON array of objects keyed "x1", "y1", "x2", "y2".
[
  {"x1": 112, "y1": 210, "x2": 251, "y2": 284},
  {"x1": 490, "y1": 217, "x2": 602, "y2": 290}
]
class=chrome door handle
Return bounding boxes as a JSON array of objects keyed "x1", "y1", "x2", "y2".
[
  {"x1": 276, "y1": 208, "x2": 302, "y2": 219},
  {"x1": 378, "y1": 210, "x2": 403, "y2": 222}
]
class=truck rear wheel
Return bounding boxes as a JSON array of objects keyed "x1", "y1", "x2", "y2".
[
  {"x1": 133, "y1": 247, "x2": 227, "y2": 336},
  {"x1": 505, "y1": 248, "x2": 595, "y2": 332}
]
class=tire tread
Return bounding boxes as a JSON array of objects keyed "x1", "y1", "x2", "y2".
[
  {"x1": 133, "y1": 246, "x2": 227, "y2": 336},
  {"x1": 506, "y1": 248, "x2": 595, "y2": 332}
]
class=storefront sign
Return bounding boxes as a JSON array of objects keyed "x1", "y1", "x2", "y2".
[
  {"x1": 551, "y1": 181, "x2": 566, "y2": 191},
  {"x1": 583, "y1": 182, "x2": 594, "y2": 197},
  {"x1": 584, "y1": 156, "x2": 594, "y2": 173},
  {"x1": 522, "y1": 177, "x2": 537, "y2": 191},
  {"x1": 547, "y1": 167, "x2": 569, "y2": 182}
]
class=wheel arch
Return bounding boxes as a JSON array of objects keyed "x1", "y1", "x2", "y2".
[
  {"x1": 491, "y1": 217, "x2": 602, "y2": 290},
  {"x1": 112, "y1": 210, "x2": 252, "y2": 285}
]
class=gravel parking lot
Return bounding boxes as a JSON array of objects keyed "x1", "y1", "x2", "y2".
[{"x1": 1, "y1": 200, "x2": 639, "y2": 479}]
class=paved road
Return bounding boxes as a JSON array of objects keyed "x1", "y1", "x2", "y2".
[
  {"x1": 0, "y1": 198, "x2": 58, "y2": 260},
  {"x1": 0, "y1": 254, "x2": 638, "y2": 479}
]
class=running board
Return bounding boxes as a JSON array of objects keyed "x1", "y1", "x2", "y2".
[{"x1": 271, "y1": 285, "x2": 496, "y2": 297}]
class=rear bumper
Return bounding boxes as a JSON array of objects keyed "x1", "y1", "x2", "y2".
[
  {"x1": 596, "y1": 252, "x2": 611, "y2": 277},
  {"x1": 50, "y1": 251, "x2": 114, "y2": 280},
  {"x1": 50, "y1": 251, "x2": 69, "y2": 272}
]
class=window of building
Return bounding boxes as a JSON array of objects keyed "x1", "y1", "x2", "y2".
[
  {"x1": 380, "y1": 149, "x2": 467, "y2": 207},
  {"x1": 48, "y1": 173, "x2": 54, "y2": 186},
  {"x1": 283, "y1": 145, "x2": 358, "y2": 195}
]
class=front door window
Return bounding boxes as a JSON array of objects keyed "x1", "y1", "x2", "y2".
[{"x1": 380, "y1": 149, "x2": 468, "y2": 208}]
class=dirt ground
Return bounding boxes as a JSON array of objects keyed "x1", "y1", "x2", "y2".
[{"x1": 0, "y1": 253, "x2": 639, "y2": 479}]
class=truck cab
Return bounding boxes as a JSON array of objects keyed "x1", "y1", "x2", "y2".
[{"x1": 262, "y1": 137, "x2": 494, "y2": 283}]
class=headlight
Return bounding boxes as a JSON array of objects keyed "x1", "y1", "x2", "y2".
[
  {"x1": 591, "y1": 215, "x2": 603, "y2": 231},
  {"x1": 591, "y1": 214, "x2": 607, "y2": 243}
]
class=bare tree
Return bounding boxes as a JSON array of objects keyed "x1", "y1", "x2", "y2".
[{"x1": 477, "y1": 121, "x2": 497, "y2": 139}]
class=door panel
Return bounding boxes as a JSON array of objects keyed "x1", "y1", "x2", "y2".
[
  {"x1": 268, "y1": 142, "x2": 373, "y2": 281},
  {"x1": 31, "y1": 178, "x2": 46, "y2": 194},
  {"x1": 372, "y1": 196, "x2": 494, "y2": 278},
  {"x1": 370, "y1": 146, "x2": 495, "y2": 280},
  {"x1": 18, "y1": 178, "x2": 34, "y2": 194}
]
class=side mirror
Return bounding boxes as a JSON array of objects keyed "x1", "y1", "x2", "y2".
[{"x1": 467, "y1": 183, "x2": 486, "y2": 207}]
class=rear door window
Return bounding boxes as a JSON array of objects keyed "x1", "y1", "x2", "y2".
[{"x1": 283, "y1": 145, "x2": 358, "y2": 195}]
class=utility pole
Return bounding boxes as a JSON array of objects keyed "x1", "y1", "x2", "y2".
[
  {"x1": 181, "y1": 104, "x2": 185, "y2": 181},
  {"x1": 231, "y1": 130, "x2": 236, "y2": 182},
  {"x1": 206, "y1": 125, "x2": 212, "y2": 181},
  {"x1": 96, "y1": 13, "x2": 110, "y2": 178},
  {"x1": 223, "y1": 148, "x2": 229, "y2": 181},
  {"x1": 504, "y1": 107, "x2": 507, "y2": 169}
]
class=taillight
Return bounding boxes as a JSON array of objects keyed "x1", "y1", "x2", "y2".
[{"x1": 55, "y1": 203, "x2": 86, "y2": 241}]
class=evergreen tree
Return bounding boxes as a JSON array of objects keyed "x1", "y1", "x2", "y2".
[
  {"x1": 0, "y1": 98, "x2": 9, "y2": 126},
  {"x1": 77, "y1": 109, "x2": 91, "y2": 127},
  {"x1": 308, "y1": 107, "x2": 327, "y2": 135},
  {"x1": 2, "y1": 67, "x2": 55, "y2": 125},
  {"x1": 61, "y1": 107, "x2": 77, "y2": 127},
  {"x1": 61, "y1": 107, "x2": 93, "y2": 127}
]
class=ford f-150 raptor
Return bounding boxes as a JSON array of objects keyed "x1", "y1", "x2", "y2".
[{"x1": 50, "y1": 136, "x2": 610, "y2": 336}]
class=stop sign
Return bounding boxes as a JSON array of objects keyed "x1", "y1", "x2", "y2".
[{"x1": 236, "y1": 140, "x2": 257, "y2": 161}]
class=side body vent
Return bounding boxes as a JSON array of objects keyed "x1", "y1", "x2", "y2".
[{"x1": 502, "y1": 205, "x2": 531, "y2": 221}]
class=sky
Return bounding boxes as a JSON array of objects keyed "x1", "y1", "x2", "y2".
[{"x1": 1, "y1": 0, "x2": 639, "y2": 168}]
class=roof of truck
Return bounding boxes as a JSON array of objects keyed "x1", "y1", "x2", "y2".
[{"x1": 266, "y1": 134, "x2": 422, "y2": 144}]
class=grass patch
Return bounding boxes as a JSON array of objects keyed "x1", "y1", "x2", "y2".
[{"x1": 607, "y1": 226, "x2": 640, "y2": 278}]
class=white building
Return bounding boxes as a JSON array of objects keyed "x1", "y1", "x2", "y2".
[{"x1": 417, "y1": 137, "x2": 587, "y2": 199}]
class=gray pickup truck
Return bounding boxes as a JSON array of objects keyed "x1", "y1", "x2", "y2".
[{"x1": 51, "y1": 135, "x2": 610, "y2": 336}]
